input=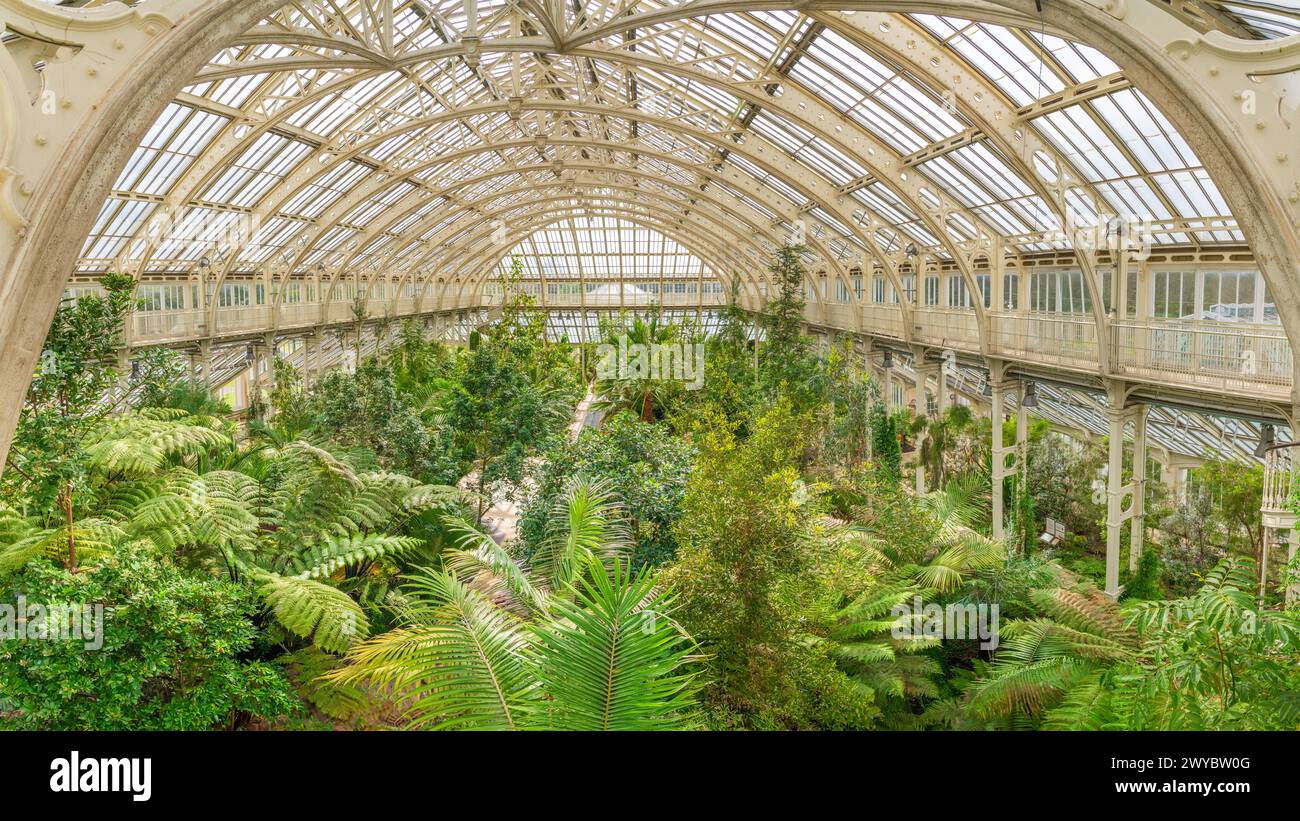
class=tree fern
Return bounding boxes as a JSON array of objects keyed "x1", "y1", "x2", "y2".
[
  {"x1": 277, "y1": 647, "x2": 371, "y2": 722},
  {"x1": 258, "y1": 572, "x2": 370, "y2": 654},
  {"x1": 290, "y1": 533, "x2": 423, "y2": 580},
  {"x1": 84, "y1": 414, "x2": 229, "y2": 477}
]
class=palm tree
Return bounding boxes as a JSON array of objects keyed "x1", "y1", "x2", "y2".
[
  {"x1": 326, "y1": 476, "x2": 702, "y2": 730},
  {"x1": 593, "y1": 310, "x2": 684, "y2": 422}
]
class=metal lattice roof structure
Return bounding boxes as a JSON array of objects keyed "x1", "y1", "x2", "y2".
[
  {"x1": 67, "y1": 0, "x2": 1283, "y2": 291},
  {"x1": 1, "y1": 0, "x2": 1299, "y2": 499}
]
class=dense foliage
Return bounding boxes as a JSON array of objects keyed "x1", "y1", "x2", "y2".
[
  {"x1": 2, "y1": 248, "x2": 1295, "y2": 731},
  {"x1": 0, "y1": 546, "x2": 299, "y2": 730}
]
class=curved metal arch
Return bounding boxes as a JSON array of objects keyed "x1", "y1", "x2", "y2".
[
  {"x1": 562, "y1": 1, "x2": 1074, "y2": 48},
  {"x1": 255, "y1": 135, "x2": 884, "y2": 330},
  {"x1": 429, "y1": 197, "x2": 788, "y2": 299},
  {"x1": 562, "y1": 43, "x2": 1000, "y2": 347},
  {"x1": 810, "y1": 9, "x2": 1119, "y2": 370},
  {"x1": 384, "y1": 195, "x2": 775, "y2": 309},
  {"x1": 558, "y1": 0, "x2": 1300, "y2": 348},
  {"x1": 182, "y1": 33, "x2": 996, "y2": 335},
  {"x1": 311, "y1": 161, "x2": 859, "y2": 320},
  {"x1": 238, "y1": 16, "x2": 1016, "y2": 269},
  {"x1": 414, "y1": 204, "x2": 761, "y2": 312},
  {"x1": 83, "y1": 1, "x2": 1294, "y2": 356},
  {"x1": 189, "y1": 97, "x2": 914, "y2": 327},
  {"x1": 441, "y1": 206, "x2": 767, "y2": 311},
  {"x1": 218, "y1": 44, "x2": 987, "y2": 340},
  {"x1": 369, "y1": 177, "x2": 859, "y2": 321},
  {"x1": 381, "y1": 196, "x2": 768, "y2": 310},
  {"x1": 330, "y1": 163, "x2": 863, "y2": 311},
  {"x1": 329, "y1": 166, "x2": 788, "y2": 288}
]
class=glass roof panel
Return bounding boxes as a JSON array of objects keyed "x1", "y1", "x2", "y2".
[{"x1": 72, "y1": 2, "x2": 1255, "y2": 296}]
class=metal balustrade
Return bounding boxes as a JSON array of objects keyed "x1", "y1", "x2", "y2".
[
  {"x1": 821, "y1": 303, "x2": 856, "y2": 330},
  {"x1": 123, "y1": 297, "x2": 1295, "y2": 402},
  {"x1": 1113, "y1": 319, "x2": 1291, "y2": 396},
  {"x1": 1263, "y1": 446, "x2": 1294, "y2": 516},
  {"x1": 913, "y1": 308, "x2": 981, "y2": 348},
  {"x1": 278, "y1": 303, "x2": 323, "y2": 328},
  {"x1": 862, "y1": 304, "x2": 905, "y2": 338},
  {"x1": 992, "y1": 312, "x2": 1099, "y2": 370}
]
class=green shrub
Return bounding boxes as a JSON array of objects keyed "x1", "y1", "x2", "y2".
[
  {"x1": 0, "y1": 546, "x2": 301, "y2": 730},
  {"x1": 1121, "y1": 543, "x2": 1163, "y2": 601},
  {"x1": 521, "y1": 412, "x2": 695, "y2": 569}
]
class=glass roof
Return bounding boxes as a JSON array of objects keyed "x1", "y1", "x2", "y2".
[
  {"x1": 1209, "y1": 2, "x2": 1300, "y2": 38},
  {"x1": 493, "y1": 217, "x2": 713, "y2": 282},
  {"x1": 894, "y1": 354, "x2": 1289, "y2": 465},
  {"x1": 69, "y1": 0, "x2": 1266, "y2": 292}
]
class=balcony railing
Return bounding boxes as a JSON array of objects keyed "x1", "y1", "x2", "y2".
[
  {"x1": 913, "y1": 307, "x2": 981, "y2": 348},
  {"x1": 863, "y1": 304, "x2": 905, "y2": 338},
  {"x1": 123, "y1": 296, "x2": 1295, "y2": 401},
  {"x1": 991, "y1": 311, "x2": 1099, "y2": 370},
  {"x1": 1112, "y1": 318, "x2": 1291, "y2": 395},
  {"x1": 1263, "y1": 446, "x2": 1294, "y2": 515}
]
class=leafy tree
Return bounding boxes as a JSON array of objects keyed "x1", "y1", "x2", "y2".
[
  {"x1": 3, "y1": 273, "x2": 136, "y2": 570},
  {"x1": 129, "y1": 347, "x2": 189, "y2": 410},
  {"x1": 918, "y1": 405, "x2": 979, "y2": 494},
  {"x1": 821, "y1": 338, "x2": 875, "y2": 469},
  {"x1": 444, "y1": 275, "x2": 579, "y2": 519},
  {"x1": 1121, "y1": 543, "x2": 1163, "y2": 601},
  {"x1": 870, "y1": 401, "x2": 902, "y2": 484},
  {"x1": 681, "y1": 298, "x2": 760, "y2": 434},
  {"x1": 592, "y1": 310, "x2": 687, "y2": 422},
  {"x1": 663, "y1": 400, "x2": 875, "y2": 728},
  {"x1": 446, "y1": 337, "x2": 565, "y2": 520},
  {"x1": 521, "y1": 412, "x2": 695, "y2": 569},
  {"x1": 304, "y1": 359, "x2": 444, "y2": 482},
  {"x1": 758, "y1": 244, "x2": 825, "y2": 411},
  {"x1": 390, "y1": 319, "x2": 459, "y2": 417},
  {"x1": 1023, "y1": 429, "x2": 1105, "y2": 553},
  {"x1": 1158, "y1": 459, "x2": 1264, "y2": 583}
]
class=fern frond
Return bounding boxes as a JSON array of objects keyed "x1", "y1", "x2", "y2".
[
  {"x1": 258, "y1": 572, "x2": 370, "y2": 653},
  {"x1": 291, "y1": 533, "x2": 422, "y2": 580},
  {"x1": 533, "y1": 558, "x2": 699, "y2": 730}
]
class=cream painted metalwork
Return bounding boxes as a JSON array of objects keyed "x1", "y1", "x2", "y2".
[{"x1": 2, "y1": 0, "x2": 1300, "y2": 598}]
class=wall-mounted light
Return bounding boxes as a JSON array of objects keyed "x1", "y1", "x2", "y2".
[
  {"x1": 1255, "y1": 423, "x2": 1276, "y2": 458},
  {"x1": 1022, "y1": 381, "x2": 1039, "y2": 409},
  {"x1": 882, "y1": 349, "x2": 894, "y2": 370}
]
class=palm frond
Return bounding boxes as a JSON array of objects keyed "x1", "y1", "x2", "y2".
[
  {"x1": 534, "y1": 558, "x2": 699, "y2": 730},
  {"x1": 328, "y1": 569, "x2": 537, "y2": 730}
]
